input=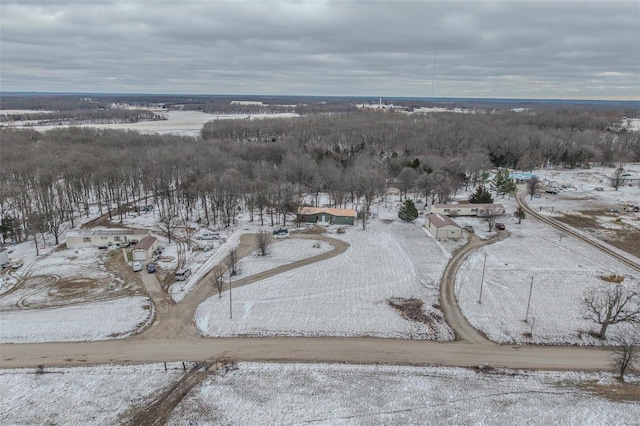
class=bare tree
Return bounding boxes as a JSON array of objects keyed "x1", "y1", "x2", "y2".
[
  {"x1": 226, "y1": 247, "x2": 240, "y2": 276},
  {"x1": 526, "y1": 176, "x2": 541, "y2": 200},
  {"x1": 255, "y1": 231, "x2": 273, "y2": 256},
  {"x1": 610, "y1": 167, "x2": 627, "y2": 191},
  {"x1": 610, "y1": 331, "x2": 639, "y2": 382},
  {"x1": 210, "y1": 266, "x2": 225, "y2": 298},
  {"x1": 482, "y1": 206, "x2": 504, "y2": 232},
  {"x1": 582, "y1": 284, "x2": 640, "y2": 339},
  {"x1": 155, "y1": 210, "x2": 181, "y2": 243}
]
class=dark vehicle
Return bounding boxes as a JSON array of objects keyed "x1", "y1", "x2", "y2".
[
  {"x1": 464, "y1": 225, "x2": 474, "y2": 233},
  {"x1": 495, "y1": 222, "x2": 505, "y2": 230},
  {"x1": 146, "y1": 263, "x2": 157, "y2": 273},
  {"x1": 545, "y1": 189, "x2": 559, "y2": 195},
  {"x1": 272, "y1": 228, "x2": 289, "y2": 238}
]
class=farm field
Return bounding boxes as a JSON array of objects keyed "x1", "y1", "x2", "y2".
[
  {"x1": 195, "y1": 219, "x2": 454, "y2": 340},
  {"x1": 3, "y1": 362, "x2": 635, "y2": 425}
]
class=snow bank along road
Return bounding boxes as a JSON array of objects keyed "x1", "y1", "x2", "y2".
[{"x1": 0, "y1": 227, "x2": 617, "y2": 373}]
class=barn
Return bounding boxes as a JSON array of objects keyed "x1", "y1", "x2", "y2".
[
  {"x1": 425, "y1": 213, "x2": 462, "y2": 240},
  {"x1": 131, "y1": 236, "x2": 158, "y2": 261},
  {"x1": 297, "y1": 207, "x2": 357, "y2": 226},
  {"x1": 65, "y1": 229, "x2": 151, "y2": 249}
]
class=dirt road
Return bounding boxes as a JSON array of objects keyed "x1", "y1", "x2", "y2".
[
  {"x1": 439, "y1": 231, "x2": 510, "y2": 344},
  {"x1": 0, "y1": 335, "x2": 611, "y2": 371},
  {"x1": 0, "y1": 226, "x2": 622, "y2": 375}
]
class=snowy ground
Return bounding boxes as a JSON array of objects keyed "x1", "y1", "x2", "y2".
[
  {"x1": 235, "y1": 237, "x2": 333, "y2": 278},
  {"x1": 3, "y1": 362, "x2": 636, "y2": 425},
  {"x1": 195, "y1": 219, "x2": 453, "y2": 340},
  {"x1": 0, "y1": 363, "x2": 184, "y2": 425},
  {"x1": 4, "y1": 110, "x2": 300, "y2": 137},
  {"x1": 0, "y1": 238, "x2": 152, "y2": 343},
  {"x1": 456, "y1": 177, "x2": 639, "y2": 345},
  {"x1": 167, "y1": 363, "x2": 640, "y2": 425}
]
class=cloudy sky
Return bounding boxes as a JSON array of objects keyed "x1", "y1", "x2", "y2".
[{"x1": 1, "y1": 0, "x2": 638, "y2": 100}]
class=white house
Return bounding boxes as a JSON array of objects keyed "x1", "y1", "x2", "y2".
[
  {"x1": 0, "y1": 248, "x2": 9, "y2": 266},
  {"x1": 431, "y1": 203, "x2": 505, "y2": 217},
  {"x1": 425, "y1": 213, "x2": 462, "y2": 240},
  {"x1": 131, "y1": 236, "x2": 158, "y2": 261},
  {"x1": 66, "y1": 229, "x2": 151, "y2": 249}
]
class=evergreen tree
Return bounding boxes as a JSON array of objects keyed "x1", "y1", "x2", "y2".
[
  {"x1": 468, "y1": 184, "x2": 494, "y2": 204},
  {"x1": 514, "y1": 206, "x2": 526, "y2": 223},
  {"x1": 398, "y1": 199, "x2": 419, "y2": 222},
  {"x1": 491, "y1": 170, "x2": 511, "y2": 196}
]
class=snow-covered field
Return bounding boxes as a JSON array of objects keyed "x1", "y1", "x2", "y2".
[
  {"x1": 2, "y1": 362, "x2": 636, "y2": 425},
  {"x1": 0, "y1": 239, "x2": 152, "y2": 343},
  {"x1": 195, "y1": 220, "x2": 453, "y2": 340},
  {"x1": 0, "y1": 363, "x2": 184, "y2": 425},
  {"x1": 167, "y1": 363, "x2": 640, "y2": 425},
  {"x1": 3, "y1": 110, "x2": 300, "y2": 137},
  {"x1": 456, "y1": 174, "x2": 640, "y2": 346},
  {"x1": 0, "y1": 296, "x2": 151, "y2": 343},
  {"x1": 236, "y1": 237, "x2": 333, "y2": 278}
]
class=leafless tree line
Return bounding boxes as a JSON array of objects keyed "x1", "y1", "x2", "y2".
[{"x1": 1, "y1": 107, "x2": 637, "y2": 245}]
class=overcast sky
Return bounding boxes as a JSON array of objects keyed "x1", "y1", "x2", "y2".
[{"x1": 1, "y1": 0, "x2": 638, "y2": 100}]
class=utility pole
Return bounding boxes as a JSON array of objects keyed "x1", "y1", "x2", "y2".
[
  {"x1": 478, "y1": 253, "x2": 487, "y2": 304},
  {"x1": 229, "y1": 270, "x2": 232, "y2": 319},
  {"x1": 524, "y1": 276, "x2": 534, "y2": 322}
]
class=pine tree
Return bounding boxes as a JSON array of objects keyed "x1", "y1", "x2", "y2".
[
  {"x1": 468, "y1": 184, "x2": 494, "y2": 204},
  {"x1": 398, "y1": 199, "x2": 419, "y2": 222},
  {"x1": 514, "y1": 206, "x2": 526, "y2": 223}
]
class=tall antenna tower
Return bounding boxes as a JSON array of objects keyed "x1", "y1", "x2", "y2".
[{"x1": 431, "y1": 39, "x2": 437, "y2": 107}]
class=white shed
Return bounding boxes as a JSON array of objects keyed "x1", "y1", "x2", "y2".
[{"x1": 425, "y1": 213, "x2": 462, "y2": 240}]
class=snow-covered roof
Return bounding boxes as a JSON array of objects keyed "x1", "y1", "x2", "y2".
[
  {"x1": 427, "y1": 213, "x2": 460, "y2": 229},
  {"x1": 433, "y1": 203, "x2": 504, "y2": 210}
]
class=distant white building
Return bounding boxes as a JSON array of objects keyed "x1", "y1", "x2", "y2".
[{"x1": 66, "y1": 229, "x2": 151, "y2": 249}]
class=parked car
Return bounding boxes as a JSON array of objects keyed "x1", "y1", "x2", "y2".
[
  {"x1": 175, "y1": 269, "x2": 191, "y2": 281},
  {"x1": 545, "y1": 189, "x2": 559, "y2": 195},
  {"x1": 132, "y1": 262, "x2": 143, "y2": 272},
  {"x1": 272, "y1": 228, "x2": 289, "y2": 238},
  {"x1": 464, "y1": 225, "x2": 474, "y2": 233},
  {"x1": 11, "y1": 260, "x2": 24, "y2": 270},
  {"x1": 146, "y1": 263, "x2": 157, "y2": 273},
  {"x1": 198, "y1": 232, "x2": 220, "y2": 240},
  {"x1": 495, "y1": 222, "x2": 505, "y2": 231}
]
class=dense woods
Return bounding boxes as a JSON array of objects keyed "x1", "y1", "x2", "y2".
[{"x1": 1, "y1": 99, "x2": 638, "y2": 246}]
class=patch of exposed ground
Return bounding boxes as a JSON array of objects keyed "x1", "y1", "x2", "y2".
[
  {"x1": 579, "y1": 381, "x2": 640, "y2": 402},
  {"x1": 388, "y1": 298, "x2": 445, "y2": 331},
  {"x1": 554, "y1": 211, "x2": 640, "y2": 258}
]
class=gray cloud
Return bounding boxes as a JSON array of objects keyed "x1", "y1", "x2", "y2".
[{"x1": 1, "y1": 0, "x2": 638, "y2": 99}]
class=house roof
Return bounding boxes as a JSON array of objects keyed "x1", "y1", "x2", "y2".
[
  {"x1": 134, "y1": 236, "x2": 157, "y2": 250},
  {"x1": 427, "y1": 213, "x2": 461, "y2": 229},
  {"x1": 433, "y1": 203, "x2": 504, "y2": 211},
  {"x1": 298, "y1": 207, "x2": 357, "y2": 218}
]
